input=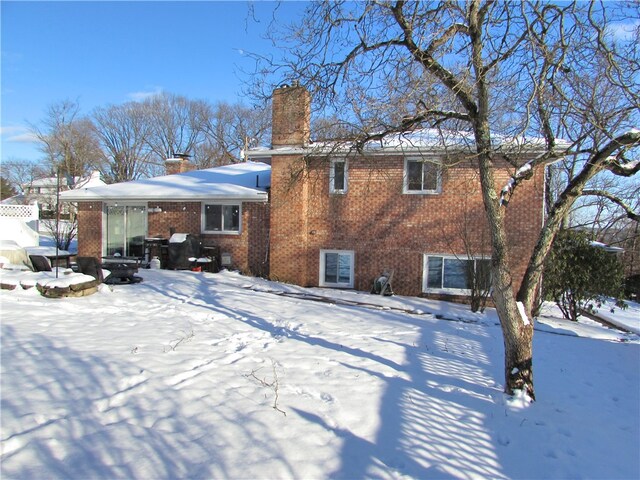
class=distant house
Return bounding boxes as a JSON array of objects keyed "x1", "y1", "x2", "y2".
[
  {"x1": 18, "y1": 171, "x2": 106, "y2": 218},
  {"x1": 21, "y1": 175, "x2": 74, "y2": 217},
  {"x1": 65, "y1": 84, "x2": 554, "y2": 301}
]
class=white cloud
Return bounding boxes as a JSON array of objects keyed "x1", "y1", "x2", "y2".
[
  {"x1": 0, "y1": 126, "x2": 38, "y2": 143},
  {"x1": 7, "y1": 132, "x2": 39, "y2": 143},
  {"x1": 127, "y1": 86, "x2": 163, "y2": 101},
  {"x1": 0, "y1": 126, "x2": 22, "y2": 135},
  {"x1": 608, "y1": 20, "x2": 639, "y2": 41}
]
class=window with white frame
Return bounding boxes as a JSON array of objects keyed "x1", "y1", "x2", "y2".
[
  {"x1": 404, "y1": 158, "x2": 441, "y2": 194},
  {"x1": 202, "y1": 203, "x2": 241, "y2": 234},
  {"x1": 320, "y1": 249, "x2": 354, "y2": 288},
  {"x1": 330, "y1": 159, "x2": 348, "y2": 194},
  {"x1": 423, "y1": 254, "x2": 491, "y2": 293}
]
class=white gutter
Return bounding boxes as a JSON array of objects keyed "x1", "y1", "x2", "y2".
[
  {"x1": 246, "y1": 140, "x2": 571, "y2": 160},
  {"x1": 60, "y1": 191, "x2": 269, "y2": 203}
]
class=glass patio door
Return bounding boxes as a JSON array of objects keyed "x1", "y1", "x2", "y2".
[{"x1": 104, "y1": 205, "x2": 146, "y2": 257}]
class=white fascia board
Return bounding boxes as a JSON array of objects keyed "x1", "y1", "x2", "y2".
[
  {"x1": 60, "y1": 191, "x2": 268, "y2": 203},
  {"x1": 246, "y1": 141, "x2": 562, "y2": 160},
  {"x1": 245, "y1": 145, "x2": 458, "y2": 159}
]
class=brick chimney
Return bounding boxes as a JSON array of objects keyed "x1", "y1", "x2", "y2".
[
  {"x1": 165, "y1": 155, "x2": 193, "y2": 175},
  {"x1": 271, "y1": 82, "x2": 311, "y2": 147}
]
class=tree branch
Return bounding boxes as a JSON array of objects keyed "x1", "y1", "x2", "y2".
[
  {"x1": 582, "y1": 189, "x2": 640, "y2": 222},
  {"x1": 390, "y1": 1, "x2": 478, "y2": 117},
  {"x1": 597, "y1": 129, "x2": 640, "y2": 176}
]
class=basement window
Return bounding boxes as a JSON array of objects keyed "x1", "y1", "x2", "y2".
[
  {"x1": 320, "y1": 250, "x2": 354, "y2": 288},
  {"x1": 423, "y1": 254, "x2": 491, "y2": 294}
]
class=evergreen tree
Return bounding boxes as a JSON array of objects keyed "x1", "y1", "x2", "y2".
[
  {"x1": 0, "y1": 176, "x2": 17, "y2": 200},
  {"x1": 543, "y1": 230, "x2": 625, "y2": 321}
]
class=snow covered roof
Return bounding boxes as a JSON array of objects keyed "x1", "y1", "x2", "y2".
[
  {"x1": 73, "y1": 171, "x2": 107, "y2": 189},
  {"x1": 26, "y1": 175, "x2": 80, "y2": 188},
  {"x1": 0, "y1": 194, "x2": 29, "y2": 205},
  {"x1": 247, "y1": 128, "x2": 570, "y2": 159},
  {"x1": 61, "y1": 162, "x2": 271, "y2": 202},
  {"x1": 590, "y1": 241, "x2": 624, "y2": 253}
]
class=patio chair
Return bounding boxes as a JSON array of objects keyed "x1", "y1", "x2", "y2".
[
  {"x1": 29, "y1": 255, "x2": 52, "y2": 272},
  {"x1": 75, "y1": 256, "x2": 105, "y2": 283}
]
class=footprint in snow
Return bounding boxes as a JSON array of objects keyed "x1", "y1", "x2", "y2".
[{"x1": 320, "y1": 392, "x2": 334, "y2": 403}]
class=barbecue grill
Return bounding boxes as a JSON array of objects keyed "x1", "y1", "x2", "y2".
[{"x1": 167, "y1": 233, "x2": 201, "y2": 270}]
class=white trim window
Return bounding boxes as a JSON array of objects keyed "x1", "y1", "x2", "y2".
[
  {"x1": 202, "y1": 203, "x2": 241, "y2": 234},
  {"x1": 330, "y1": 159, "x2": 348, "y2": 194},
  {"x1": 423, "y1": 254, "x2": 491, "y2": 293},
  {"x1": 320, "y1": 249, "x2": 355, "y2": 288},
  {"x1": 403, "y1": 158, "x2": 441, "y2": 194}
]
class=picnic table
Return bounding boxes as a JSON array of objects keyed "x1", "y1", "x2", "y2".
[{"x1": 101, "y1": 256, "x2": 143, "y2": 284}]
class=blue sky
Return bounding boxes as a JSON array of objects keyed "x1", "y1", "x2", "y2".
[{"x1": 1, "y1": 1, "x2": 306, "y2": 164}]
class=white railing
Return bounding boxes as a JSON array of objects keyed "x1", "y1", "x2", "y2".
[
  {"x1": 0, "y1": 203, "x2": 39, "y2": 220},
  {"x1": 0, "y1": 203, "x2": 40, "y2": 246}
]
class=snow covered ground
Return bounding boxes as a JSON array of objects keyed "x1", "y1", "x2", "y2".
[
  {"x1": 1, "y1": 269, "x2": 638, "y2": 479},
  {"x1": 589, "y1": 301, "x2": 640, "y2": 335}
]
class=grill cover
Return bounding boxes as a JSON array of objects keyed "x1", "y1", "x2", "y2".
[{"x1": 167, "y1": 234, "x2": 201, "y2": 270}]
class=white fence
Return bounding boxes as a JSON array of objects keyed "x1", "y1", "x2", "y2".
[
  {"x1": 0, "y1": 203, "x2": 39, "y2": 221},
  {"x1": 0, "y1": 203, "x2": 40, "y2": 247}
]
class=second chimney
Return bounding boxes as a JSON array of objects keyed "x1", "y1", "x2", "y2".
[{"x1": 165, "y1": 155, "x2": 193, "y2": 175}]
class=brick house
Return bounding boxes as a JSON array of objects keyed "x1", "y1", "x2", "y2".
[
  {"x1": 64, "y1": 83, "x2": 549, "y2": 301},
  {"x1": 61, "y1": 161, "x2": 271, "y2": 275},
  {"x1": 246, "y1": 84, "x2": 547, "y2": 299}
]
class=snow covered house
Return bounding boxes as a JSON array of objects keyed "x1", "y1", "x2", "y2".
[
  {"x1": 64, "y1": 84, "x2": 552, "y2": 301},
  {"x1": 245, "y1": 84, "x2": 550, "y2": 299},
  {"x1": 61, "y1": 162, "x2": 271, "y2": 275}
]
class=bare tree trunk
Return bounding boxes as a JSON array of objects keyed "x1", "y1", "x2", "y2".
[
  {"x1": 468, "y1": 0, "x2": 535, "y2": 399},
  {"x1": 477, "y1": 146, "x2": 535, "y2": 399}
]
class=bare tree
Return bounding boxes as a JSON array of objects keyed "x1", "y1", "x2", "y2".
[
  {"x1": 141, "y1": 92, "x2": 212, "y2": 173},
  {"x1": 516, "y1": 3, "x2": 640, "y2": 320},
  {"x1": 1, "y1": 159, "x2": 48, "y2": 193},
  {"x1": 252, "y1": 0, "x2": 639, "y2": 399},
  {"x1": 199, "y1": 101, "x2": 271, "y2": 167},
  {"x1": 92, "y1": 101, "x2": 153, "y2": 182},
  {"x1": 30, "y1": 100, "x2": 104, "y2": 178},
  {"x1": 40, "y1": 217, "x2": 77, "y2": 251}
]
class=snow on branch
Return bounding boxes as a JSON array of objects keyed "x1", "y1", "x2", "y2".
[
  {"x1": 601, "y1": 129, "x2": 640, "y2": 177},
  {"x1": 500, "y1": 163, "x2": 533, "y2": 206},
  {"x1": 606, "y1": 157, "x2": 640, "y2": 177}
]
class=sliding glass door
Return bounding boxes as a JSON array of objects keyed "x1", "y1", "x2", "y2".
[{"x1": 103, "y1": 205, "x2": 146, "y2": 257}]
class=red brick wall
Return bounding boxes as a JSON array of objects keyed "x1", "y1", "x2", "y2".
[
  {"x1": 146, "y1": 201, "x2": 268, "y2": 274},
  {"x1": 245, "y1": 202, "x2": 270, "y2": 277},
  {"x1": 76, "y1": 202, "x2": 103, "y2": 258},
  {"x1": 199, "y1": 202, "x2": 270, "y2": 276},
  {"x1": 269, "y1": 155, "x2": 312, "y2": 285},
  {"x1": 269, "y1": 154, "x2": 545, "y2": 297},
  {"x1": 147, "y1": 202, "x2": 201, "y2": 238},
  {"x1": 76, "y1": 200, "x2": 269, "y2": 275}
]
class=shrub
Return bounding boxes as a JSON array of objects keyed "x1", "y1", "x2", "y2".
[{"x1": 543, "y1": 230, "x2": 625, "y2": 321}]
